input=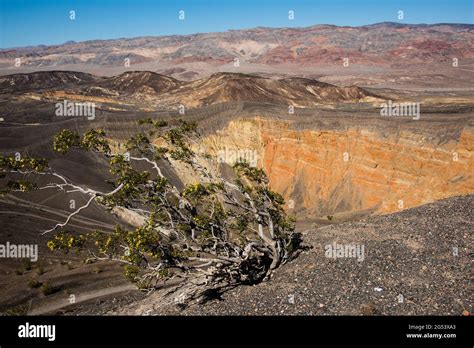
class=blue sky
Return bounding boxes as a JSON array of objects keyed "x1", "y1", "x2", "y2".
[{"x1": 1, "y1": 0, "x2": 473, "y2": 48}]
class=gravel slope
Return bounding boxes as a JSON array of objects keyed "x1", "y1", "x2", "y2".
[{"x1": 130, "y1": 194, "x2": 472, "y2": 316}]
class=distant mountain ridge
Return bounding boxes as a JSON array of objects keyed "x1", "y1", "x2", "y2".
[
  {"x1": 0, "y1": 70, "x2": 381, "y2": 109},
  {"x1": 0, "y1": 22, "x2": 472, "y2": 77}
]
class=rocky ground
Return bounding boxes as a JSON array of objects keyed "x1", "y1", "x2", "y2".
[{"x1": 106, "y1": 194, "x2": 472, "y2": 316}]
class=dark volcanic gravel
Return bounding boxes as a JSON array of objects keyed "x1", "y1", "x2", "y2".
[{"x1": 148, "y1": 195, "x2": 472, "y2": 315}]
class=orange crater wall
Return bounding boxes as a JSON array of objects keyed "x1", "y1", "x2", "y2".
[{"x1": 204, "y1": 118, "x2": 474, "y2": 218}]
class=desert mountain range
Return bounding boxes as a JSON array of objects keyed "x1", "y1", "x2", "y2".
[
  {"x1": 0, "y1": 70, "x2": 381, "y2": 111},
  {"x1": 1, "y1": 23, "x2": 473, "y2": 88}
]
